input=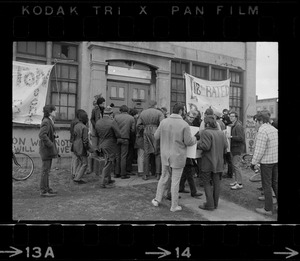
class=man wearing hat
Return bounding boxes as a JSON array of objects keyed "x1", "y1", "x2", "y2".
[
  {"x1": 137, "y1": 100, "x2": 165, "y2": 180},
  {"x1": 95, "y1": 106, "x2": 121, "y2": 188}
]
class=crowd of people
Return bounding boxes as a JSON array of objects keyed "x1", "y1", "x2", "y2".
[{"x1": 37, "y1": 98, "x2": 278, "y2": 216}]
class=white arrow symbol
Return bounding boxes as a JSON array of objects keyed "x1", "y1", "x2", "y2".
[
  {"x1": 274, "y1": 247, "x2": 299, "y2": 259},
  {"x1": 0, "y1": 246, "x2": 23, "y2": 258},
  {"x1": 146, "y1": 247, "x2": 171, "y2": 259}
]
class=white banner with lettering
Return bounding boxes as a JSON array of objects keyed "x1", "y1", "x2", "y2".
[
  {"x1": 13, "y1": 61, "x2": 54, "y2": 125},
  {"x1": 185, "y1": 73, "x2": 230, "y2": 116}
]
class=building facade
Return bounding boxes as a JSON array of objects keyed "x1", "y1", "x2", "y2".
[
  {"x1": 13, "y1": 42, "x2": 257, "y2": 166},
  {"x1": 256, "y1": 97, "x2": 278, "y2": 120}
]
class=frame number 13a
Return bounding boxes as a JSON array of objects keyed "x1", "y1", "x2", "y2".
[{"x1": 175, "y1": 247, "x2": 191, "y2": 258}]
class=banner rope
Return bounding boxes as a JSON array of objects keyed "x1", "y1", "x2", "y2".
[{"x1": 53, "y1": 59, "x2": 60, "y2": 107}]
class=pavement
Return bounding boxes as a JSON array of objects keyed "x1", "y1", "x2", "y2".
[{"x1": 113, "y1": 174, "x2": 276, "y2": 222}]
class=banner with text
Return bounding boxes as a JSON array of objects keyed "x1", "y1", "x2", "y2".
[
  {"x1": 13, "y1": 61, "x2": 54, "y2": 125},
  {"x1": 185, "y1": 73, "x2": 230, "y2": 116}
]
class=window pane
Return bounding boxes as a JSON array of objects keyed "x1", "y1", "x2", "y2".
[
  {"x1": 140, "y1": 90, "x2": 145, "y2": 99},
  {"x1": 53, "y1": 44, "x2": 61, "y2": 58},
  {"x1": 171, "y1": 93, "x2": 177, "y2": 102},
  {"x1": 61, "y1": 65, "x2": 69, "y2": 78},
  {"x1": 111, "y1": 87, "x2": 117, "y2": 97},
  {"x1": 36, "y1": 42, "x2": 46, "y2": 56},
  {"x1": 133, "y1": 88, "x2": 138, "y2": 99},
  {"x1": 177, "y1": 94, "x2": 185, "y2": 102},
  {"x1": 69, "y1": 94, "x2": 76, "y2": 106},
  {"x1": 60, "y1": 94, "x2": 68, "y2": 106},
  {"x1": 17, "y1": 42, "x2": 27, "y2": 53},
  {"x1": 69, "y1": 66, "x2": 77, "y2": 80},
  {"x1": 176, "y1": 63, "x2": 181, "y2": 74},
  {"x1": 27, "y1": 42, "x2": 36, "y2": 54},
  {"x1": 171, "y1": 79, "x2": 177, "y2": 90},
  {"x1": 171, "y1": 62, "x2": 176, "y2": 74},
  {"x1": 59, "y1": 106, "x2": 68, "y2": 120},
  {"x1": 52, "y1": 93, "x2": 59, "y2": 106},
  {"x1": 69, "y1": 83, "x2": 76, "y2": 93},
  {"x1": 68, "y1": 107, "x2": 75, "y2": 120},
  {"x1": 61, "y1": 82, "x2": 68, "y2": 92},
  {"x1": 119, "y1": 87, "x2": 125, "y2": 98},
  {"x1": 68, "y1": 46, "x2": 77, "y2": 61},
  {"x1": 178, "y1": 79, "x2": 184, "y2": 91}
]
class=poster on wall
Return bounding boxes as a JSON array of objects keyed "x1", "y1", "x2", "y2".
[
  {"x1": 185, "y1": 73, "x2": 230, "y2": 116},
  {"x1": 12, "y1": 61, "x2": 54, "y2": 125}
]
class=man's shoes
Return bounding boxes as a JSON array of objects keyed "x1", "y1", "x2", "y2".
[
  {"x1": 121, "y1": 175, "x2": 130, "y2": 179},
  {"x1": 170, "y1": 206, "x2": 182, "y2": 212},
  {"x1": 198, "y1": 203, "x2": 214, "y2": 211},
  {"x1": 179, "y1": 189, "x2": 190, "y2": 193},
  {"x1": 230, "y1": 181, "x2": 238, "y2": 186},
  {"x1": 231, "y1": 183, "x2": 243, "y2": 190},
  {"x1": 108, "y1": 179, "x2": 115, "y2": 184},
  {"x1": 257, "y1": 187, "x2": 263, "y2": 191},
  {"x1": 156, "y1": 174, "x2": 161, "y2": 180},
  {"x1": 166, "y1": 195, "x2": 181, "y2": 200},
  {"x1": 137, "y1": 172, "x2": 143, "y2": 177},
  {"x1": 151, "y1": 199, "x2": 159, "y2": 207},
  {"x1": 40, "y1": 192, "x2": 56, "y2": 197},
  {"x1": 255, "y1": 207, "x2": 272, "y2": 216},
  {"x1": 258, "y1": 196, "x2": 277, "y2": 204},
  {"x1": 74, "y1": 179, "x2": 87, "y2": 184},
  {"x1": 114, "y1": 175, "x2": 121, "y2": 178},
  {"x1": 191, "y1": 192, "x2": 203, "y2": 198},
  {"x1": 48, "y1": 189, "x2": 58, "y2": 194},
  {"x1": 127, "y1": 172, "x2": 137, "y2": 176},
  {"x1": 142, "y1": 175, "x2": 148, "y2": 180},
  {"x1": 100, "y1": 183, "x2": 115, "y2": 188}
]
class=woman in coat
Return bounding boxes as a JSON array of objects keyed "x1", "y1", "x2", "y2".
[
  {"x1": 73, "y1": 110, "x2": 94, "y2": 184},
  {"x1": 197, "y1": 115, "x2": 228, "y2": 210},
  {"x1": 39, "y1": 104, "x2": 58, "y2": 197}
]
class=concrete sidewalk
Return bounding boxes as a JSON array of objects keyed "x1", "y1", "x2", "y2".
[{"x1": 114, "y1": 175, "x2": 276, "y2": 222}]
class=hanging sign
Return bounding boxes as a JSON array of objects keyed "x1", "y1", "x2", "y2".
[
  {"x1": 12, "y1": 61, "x2": 54, "y2": 125},
  {"x1": 185, "y1": 73, "x2": 230, "y2": 116}
]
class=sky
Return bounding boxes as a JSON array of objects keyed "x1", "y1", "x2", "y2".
[{"x1": 256, "y1": 42, "x2": 278, "y2": 100}]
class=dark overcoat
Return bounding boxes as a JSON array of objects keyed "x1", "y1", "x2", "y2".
[{"x1": 39, "y1": 117, "x2": 58, "y2": 160}]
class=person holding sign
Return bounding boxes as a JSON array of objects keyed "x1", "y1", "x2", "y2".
[
  {"x1": 151, "y1": 103, "x2": 197, "y2": 212},
  {"x1": 197, "y1": 115, "x2": 228, "y2": 210}
]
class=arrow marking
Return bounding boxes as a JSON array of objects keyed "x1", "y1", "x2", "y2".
[
  {"x1": 274, "y1": 247, "x2": 299, "y2": 259},
  {"x1": 146, "y1": 247, "x2": 171, "y2": 259},
  {"x1": 0, "y1": 246, "x2": 23, "y2": 258}
]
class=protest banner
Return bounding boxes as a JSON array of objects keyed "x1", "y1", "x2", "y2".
[
  {"x1": 185, "y1": 73, "x2": 230, "y2": 116},
  {"x1": 13, "y1": 61, "x2": 54, "y2": 125}
]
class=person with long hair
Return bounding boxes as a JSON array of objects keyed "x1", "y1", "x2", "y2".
[{"x1": 39, "y1": 104, "x2": 58, "y2": 197}]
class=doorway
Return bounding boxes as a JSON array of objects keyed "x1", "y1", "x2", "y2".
[{"x1": 107, "y1": 80, "x2": 150, "y2": 114}]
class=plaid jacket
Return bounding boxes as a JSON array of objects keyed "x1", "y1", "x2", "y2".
[{"x1": 251, "y1": 123, "x2": 278, "y2": 164}]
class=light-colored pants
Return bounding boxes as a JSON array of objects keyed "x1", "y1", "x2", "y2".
[
  {"x1": 232, "y1": 154, "x2": 242, "y2": 184},
  {"x1": 137, "y1": 148, "x2": 144, "y2": 173},
  {"x1": 74, "y1": 155, "x2": 88, "y2": 181},
  {"x1": 71, "y1": 152, "x2": 80, "y2": 179},
  {"x1": 155, "y1": 165, "x2": 183, "y2": 209}
]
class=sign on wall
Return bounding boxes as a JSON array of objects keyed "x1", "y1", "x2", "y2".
[
  {"x1": 13, "y1": 128, "x2": 71, "y2": 157},
  {"x1": 245, "y1": 115, "x2": 257, "y2": 154},
  {"x1": 185, "y1": 73, "x2": 230, "y2": 115},
  {"x1": 13, "y1": 61, "x2": 54, "y2": 125}
]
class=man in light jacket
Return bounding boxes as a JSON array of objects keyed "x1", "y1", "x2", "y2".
[{"x1": 151, "y1": 103, "x2": 197, "y2": 212}]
